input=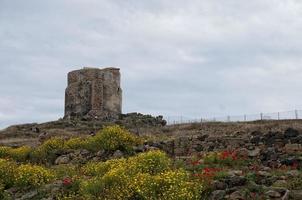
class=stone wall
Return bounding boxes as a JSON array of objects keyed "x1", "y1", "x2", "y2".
[{"x1": 64, "y1": 67, "x2": 122, "y2": 120}]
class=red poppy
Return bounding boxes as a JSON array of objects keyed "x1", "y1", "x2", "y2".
[{"x1": 63, "y1": 177, "x2": 72, "y2": 186}]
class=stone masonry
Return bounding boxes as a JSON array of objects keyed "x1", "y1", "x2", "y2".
[{"x1": 64, "y1": 67, "x2": 122, "y2": 120}]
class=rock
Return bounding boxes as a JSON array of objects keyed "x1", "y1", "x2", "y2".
[
  {"x1": 236, "y1": 148, "x2": 249, "y2": 158},
  {"x1": 225, "y1": 176, "x2": 246, "y2": 187},
  {"x1": 273, "y1": 180, "x2": 287, "y2": 187},
  {"x1": 290, "y1": 190, "x2": 302, "y2": 200},
  {"x1": 31, "y1": 127, "x2": 40, "y2": 133},
  {"x1": 291, "y1": 135, "x2": 302, "y2": 143},
  {"x1": 286, "y1": 170, "x2": 300, "y2": 177},
  {"x1": 281, "y1": 157, "x2": 298, "y2": 166},
  {"x1": 229, "y1": 191, "x2": 244, "y2": 200},
  {"x1": 80, "y1": 149, "x2": 90, "y2": 156},
  {"x1": 228, "y1": 170, "x2": 243, "y2": 176},
  {"x1": 263, "y1": 167, "x2": 271, "y2": 171},
  {"x1": 258, "y1": 171, "x2": 271, "y2": 177},
  {"x1": 112, "y1": 150, "x2": 123, "y2": 158},
  {"x1": 91, "y1": 157, "x2": 101, "y2": 162},
  {"x1": 248, "y1": 148, "x2": 261, "y2": 157},
  {"x1": 38, "y1": 132, "x2": 49, "y2": 142},
  {"x1": 284, "y1": 144, "x2": 302, "y2": 153},
  {"x1": 260, "y1": 147, "x2": 278, "y2": 161},
  {"x1": 284, "y1": 128, "x2": 299, "y2": 138},
  {"x1": 96, "y1": 150, "x2": 106, "y2": 157},
  {"x1": 18, "y1": 190, "x2": 38, "y2": 200},
  {"x1": 133, "y1": 145, "x2": 145, "y2": 152},
  {"x1": 282, "y1": 190, "x2": 290, "y2": 200},
  {"x1": 266, "y1": 190, "x2": 281, "y2": 198},
  {"x1": 210, "y1": 190, "x2": 226, "y2": 200},
  {"x1": 55, "y1": 155, "x2": 70, "y2": 165},
  {"x1": 213, "y1": 180, "x2": 227, "y2": 190}
]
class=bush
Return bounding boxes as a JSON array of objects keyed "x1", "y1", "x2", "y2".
[
  {"x1": 53, "y1": 164, "x2": 79, "y2": 179},
  {"x1": 85, "y1": 125, "x2": 142, "y2": 152},
  {"x1": 80, "y1": 151, "x2": 203, "y2": 200},
  {"x1": 9, "y1": 146, "x2": 32, "y2": 162},
  {"x1": 0, "y1": 159, "x2": 16, "y2": 187},
  {"x1": 132, "y1": 170, "x2": 202, "y2": 200},
  {"x1": 82, "y1": 150, "x2": 170, "y2": 177},
  {"x1": 64, "y1": 137, "x2": 88, "y2": 150},
  {"x1": 80, "y1": 169, "x2": 131, "y2": 200},
  {"x1": 0, "y1": 146, "x2": 32, "y2": 162},
  {"x1": 82, "y1": 158, "x2": 127, "y2": 177},
  {"x1": 14, "y1": 164, "x2": 55, "y2": 187},
  {"x1": 133, "y1": 150, "x2": 171, "y2": 175},
  {"x1": 31, "y1": 137, "x2": 65, "y2": 163},
  {"x1": 81, "y1": 168, "x2": 202, "y2": 200},
  {"x1": 0, "y1": 180, "x2": 11, "y2": 200},
  {"x1": 0, "y1": 146, "x2": 10, "y2": 158}
]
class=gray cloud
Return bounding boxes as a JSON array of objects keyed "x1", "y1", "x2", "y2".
[{"x1": 1, "y1": 0, "x2": 302, "y2": 128}]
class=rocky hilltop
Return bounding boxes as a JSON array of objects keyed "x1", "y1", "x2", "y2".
[{"x1": 1, "y1": 118, "x2": 302, "y2": 199}]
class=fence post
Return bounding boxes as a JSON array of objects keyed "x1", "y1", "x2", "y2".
[
  {"x1": 227, "y1": 115, "x2": 230, "y2": 122},
  {"x1": 244, "y1": 115, "x2": 246, "y2": 121},
  {"x1": 278, "y1": 112, "x2": 280, "y2": 120},
  {"x1": 260, "y1": 113, "x2": 263, "y2": 120},
  {"x1": 295, "y1": 110, "x2": 298, "y2": 119}
]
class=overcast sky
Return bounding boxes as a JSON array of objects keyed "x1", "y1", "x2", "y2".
[{"x1": 1, "y1": 0, "x2": 302, "y2": 128}]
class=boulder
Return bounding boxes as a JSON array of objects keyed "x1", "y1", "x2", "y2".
[
  {"x1": 248, "y1": 148, "x2": 261, "y2": 157},
  {"x1": 112, "y1": 150, "x2": 124, "y2": 159},
  {"x1": 284, "y1": 128, "x2": 299, "y2": 138},
  {"x1": 266, "y1": 190, "x2": 281, "y2": 198},
  {"x1": 55, "y1": 155, "x2": 70, "y2": 165},
  {"x1": 290, "y1": 190, "x2": 302, "y2": 200},
  {"x1": 210, "y1": 190, "x2": 226, "y2": 200},
  {"x1": 284, "y1": 144, "x2": 302, "y2": 153}
]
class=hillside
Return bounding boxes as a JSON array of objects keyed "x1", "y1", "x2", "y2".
[{"x1": 0, "y1": 118, "x2": 302, "y2": 199}]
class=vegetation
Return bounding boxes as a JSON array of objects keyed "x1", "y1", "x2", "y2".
[
  {"x1": 0, "y1": 125, "x2": 300, "y2": 199},
  {"x1": 0, "y1": 125, "x2": 204, "y2": 199}
]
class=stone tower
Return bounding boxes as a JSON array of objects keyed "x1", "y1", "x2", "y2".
[{"x1": 64, "y1": 67, "x2": 122, "y2": 120}]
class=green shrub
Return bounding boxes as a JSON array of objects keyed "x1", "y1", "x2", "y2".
[
  {"x1": 132, "y1": 170, "x2": 202, "y2": 200},
  {"x1": 53, "y1": 164, "x2": 80, "y2": 179},
  {"x1": 31, "y1": 137, "x2": 65, "y2": 163},
  {"x1": 14, "y1": 164, "x2": 55, "y2": 187},
  {"x1": 81, "y1": 168, "x2": 202, "y2": 200},
  {"x1": 82, "y1": 150, "x2": 170, "y2": 177},
  {"x1": 85, "y1": 125, "x2": 142, "y2": 152},
  {"x1": 9, "y1": 146, "x2": 32, "y2": 162},
  {"x1": 82, "y1": 158, "x2": 127, "y2": 177},
  {"x1": 0, "y1": 146, "x2": 11, "y2": 158},
  {"x1": 80, "y1": 169, "x2": 131, "y2": 200},
  {"x1": 286, "y1": 175, "x2": 302, "y2": 190},
  {"x1": 80, "y1": 151, "x2": 203, "y2": 200},
  {"x1": 64, "y1": 137, "x2": 88, "y2": 150},
  {"x1": 0, "y1": 159, "x2": 17, "y2": 187},
  {"x1": 0, "y1": 146, "x2": 32, "y2": 162},
  {"x1": 0, "y1": 159, "x2": 54, "y2": 193},
  {"x1": 133, "y1": 150, "x2": 171, "y2": 175},
  {"x1": 0, "y1": 180, "x2": 11, "y2": 200}
]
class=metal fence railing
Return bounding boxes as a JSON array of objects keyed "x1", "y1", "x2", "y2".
[{"x1": 165, "y1": 109, "x2": 302, "y2": 125}]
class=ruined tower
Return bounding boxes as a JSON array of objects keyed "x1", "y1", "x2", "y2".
[{"x1": 64, "y1": 67, "x2": 122, "y2": 120}]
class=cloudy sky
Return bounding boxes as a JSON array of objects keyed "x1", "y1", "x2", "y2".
[{"x1": 1, "y1": 0, "x2": 302, "y2": 128}]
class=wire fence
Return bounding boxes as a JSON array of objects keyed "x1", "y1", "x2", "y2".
[{"x1": 165, "y1": 109, "x2": 302, "y2": 125}]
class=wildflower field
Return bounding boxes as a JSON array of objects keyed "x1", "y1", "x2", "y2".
[
  {"x1": 0, "y1": 126, "x2": 205, "y2": 200},
  {"x1": 0, "y1": 125, "x2": 301, "y2": 199}
]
